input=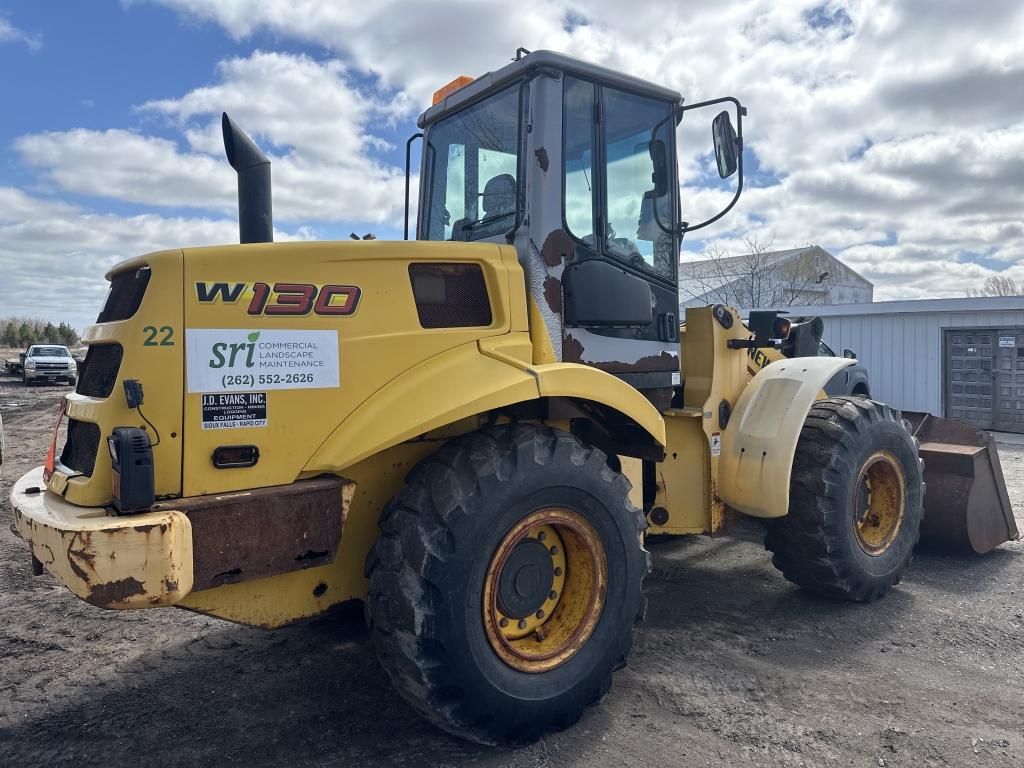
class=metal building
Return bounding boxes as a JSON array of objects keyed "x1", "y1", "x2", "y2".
[{"x1": 783, "y1": 297, "x2": 1024, "y2": 433}]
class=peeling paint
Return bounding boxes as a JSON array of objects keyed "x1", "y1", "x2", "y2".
[
  {"x1": 543, "y1": 275, "x2": 562, "y2": 313},
  {"x1": 86, "y1": 576, "x2": 146, "y2": 607},
  {"x1": 592, "y1": 351, "x2": 680, "y2": 375},
  {"x1": 534, "y1": 147, "x2": 549, "y2": 172},
  {"x1": 540, "y1": 229, "x2": 574, "y2": 268},
  {"x1": 563, "y1": 334, "x2": 584, "y2": 363},
  {"x1": 65, "y1": 531, "x2": 95, "y2": 582}
]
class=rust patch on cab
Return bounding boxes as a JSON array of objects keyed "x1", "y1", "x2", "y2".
[
  {"x1": 592, "y1": 351, "x2": 679, "y2": 375},
  {"x1": 543, "y1": 276, "x2": 562, "y2": 313},
  {"x1": 541, "y1": 229, "x2": 574, "y2": 268},
  {"x1": 563, "y1": 334, "x2": 584, "y2": 363},
  {"x1": 534, "y1": 147, "x2": 549, "y2": 172}
]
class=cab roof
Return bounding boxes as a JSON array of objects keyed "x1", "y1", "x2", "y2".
[{"x1": 418, "y1": 49, "x2": 684, "y2": 128}]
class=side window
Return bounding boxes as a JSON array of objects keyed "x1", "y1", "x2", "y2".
[
  {"x1": 443, "y1": 145, "x2": 465, "y2": 241},
  {"x1": 422, "y1": 85, "x2": 521, "y2": 242},
  {"x1": 602, "y1": 88, "x2": 676, "y2": 279},
  {"x1": 818, "y1": 341, "x2": 835, "y2": 357},
  {"x1": 563, "y1": 76, "x2": 596, "y2": 244}
]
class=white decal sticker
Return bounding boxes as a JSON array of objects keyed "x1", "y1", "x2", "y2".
[
  {"x1": 186, "y1": 329, "x2": 339, "y2": 392},
  {"x1": 201, "y1": 392, "x2": 267, "y2": 430},
  {"x1": 999, "y1": 335, "x2": 1015, "y2": 348},
  {"x1": 710, "y1": 432, "x2": 721, "y2": 456}
]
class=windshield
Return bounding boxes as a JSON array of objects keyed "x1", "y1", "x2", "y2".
[
  {"x1": 29, "y1": 346, "x2": 69, "y2": 357},
  {"x1": 422, "y1": 85, "x2": 521, "y2": 242}
]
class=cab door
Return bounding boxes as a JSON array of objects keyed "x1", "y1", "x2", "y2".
[{"x1": 532, "y1": 74, "x2": 681, "y2": 405}]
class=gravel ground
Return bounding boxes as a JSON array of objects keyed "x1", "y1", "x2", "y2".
[{"x1": 1, "y1": 375, "x2": 1022, "y2": 767}]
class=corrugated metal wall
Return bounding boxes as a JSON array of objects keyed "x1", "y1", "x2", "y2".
[{"x1": 812, "y1": 307, "x2": 1024, "y2": 414}]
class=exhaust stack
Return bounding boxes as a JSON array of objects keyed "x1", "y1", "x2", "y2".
[{"x1": 221, "y1": 112, "x2": 273, "y2": 244}]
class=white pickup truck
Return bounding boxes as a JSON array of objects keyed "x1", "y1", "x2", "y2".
[{"x1": 20, "y1": 344, "x2": 77, "y2": 386}]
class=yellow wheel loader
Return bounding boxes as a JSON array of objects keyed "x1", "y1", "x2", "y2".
[{"x1": 6, "y1": 49, "x2": 1017, "y2": 745}]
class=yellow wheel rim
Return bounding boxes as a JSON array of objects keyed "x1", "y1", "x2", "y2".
[
  {"x1": 853, "y1": 450, "x2": 907, "y2": 555},
  {"x1": 482, "y1": 508, "x2": 607, "y2": 673}
]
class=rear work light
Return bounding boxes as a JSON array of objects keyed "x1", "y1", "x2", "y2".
[{"x1": 107, "y1": 427, "x2": 154, "y2": 513}]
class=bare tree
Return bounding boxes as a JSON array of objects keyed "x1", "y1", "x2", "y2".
[
  {"x1": 680, "y1": 234, "x2": 833, "y2": 308},
  {"x1": 967, "y1": 275, "x2": 1020, "y2": 297}
]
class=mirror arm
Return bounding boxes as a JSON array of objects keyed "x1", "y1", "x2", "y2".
[
  {"x1": 679, "y1": 96, "x2": 746, "y2": 236},
  {"x1": 404, "y1": 132, "x2": 424, "y2": 241}
]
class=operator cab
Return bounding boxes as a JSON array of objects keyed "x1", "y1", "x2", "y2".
[{"x1": 415, "y1": 50, "x2": 742, "y2": 408}]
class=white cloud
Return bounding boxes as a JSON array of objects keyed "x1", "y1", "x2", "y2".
[
  {"x1": 6, "y1": 0, "x2": 1024, "y2": 308},
  {"x1": 0, "y1": 187, "x2": 312, "y2": 330},
  {"x1": 16, "y1": 51, "x2": 409, "y2": 226},
  {"x1": 0, "y1": 17, "x2": 41, "y2": 51}
]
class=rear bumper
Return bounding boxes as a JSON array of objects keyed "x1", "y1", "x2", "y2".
[
  {"x1": 10, "y1": 466, "x2": 194, "y2": 608},
  {"x1": 10, "y1": 467, "x2": 353, "y2": 614}
]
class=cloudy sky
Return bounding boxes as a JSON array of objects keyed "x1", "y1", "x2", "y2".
[{"x1": 1, "y1": 0, "x2": 1023, "y2": 330}]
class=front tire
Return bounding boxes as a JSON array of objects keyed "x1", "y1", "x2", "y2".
[
  {"x1": 765, "y1": 397, "x2": 924, "y2": 602},
  {"x1": 365, "y1": 424, "x2": 649, "y2": 745}
]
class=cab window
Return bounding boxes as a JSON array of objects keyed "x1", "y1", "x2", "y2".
[
  {"x1": 422, "y1": 85, "x2": 521, "y2": 242},
  {"x1": 564, "y1": 77, "x2": 596, "y2": 243},
  {"x1": 603, "y1": 88, "x2": 676, "y2": 278},
  {"x1": 562, "y1": 77, "x2": 677, "y2": 280}
]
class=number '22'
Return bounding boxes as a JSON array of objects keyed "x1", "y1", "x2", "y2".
[{"x1": 143, "y1": 325, "x2": 175, "y2": 346}]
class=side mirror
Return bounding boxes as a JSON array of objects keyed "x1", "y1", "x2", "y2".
[
  {"x1": 843, "y1": 348, "x2": 857, "y2": 359},
  {"x1": 712, "y1": 110, "x2": 739, "y2": 179},
  {"x1": 649, "y1": 139, "x2": 669, "y2": 196},
  {"x1": 19, "y1": 352, "x2": 26, "y2": 362}
]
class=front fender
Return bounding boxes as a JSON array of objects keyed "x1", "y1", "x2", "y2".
[
  {"x1": 304, "y1": 338, "x2": 665, "y2": 474},
  {"x1": 718, "y1": 356, "x2": 854, "y2": 518}
]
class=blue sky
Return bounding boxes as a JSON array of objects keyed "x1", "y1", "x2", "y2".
[{"x1": 3, "y1": 0, "x2": 1024, "y2": 330}]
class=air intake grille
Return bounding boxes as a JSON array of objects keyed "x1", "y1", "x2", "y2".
[
  {"x1": 409, "y1": 263, "x2": 492, "y2": 328},
  {"x1": 97, "y1": 267, "x2": 151, "y2": 323},
  {"x1": 60, "y1": 420, "x2": 101, "y2": 477},
  {"x1": 76, "y1": 344, "x2": 123, "y2": 398}
]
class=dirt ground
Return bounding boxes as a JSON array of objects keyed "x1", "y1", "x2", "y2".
[{"x1": 1, "y1": 375, "x2": 1022, "y2": 768}]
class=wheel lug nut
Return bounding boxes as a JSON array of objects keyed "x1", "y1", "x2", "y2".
[
  {"x1": 499, "y1": 618, "x2": 508, "y2": 628},
  {"x1": 554, "y1": 567, "x2": 562, "y2": 576},
  {"x1": 537, "y1": 531, "x2": 546, "y2": 541},
  {"x1": 518, "y1": 619, "x2": 528, "y2": 630},
  {"x1": 535, "y1": 609, "x2": 545, "y2": 619},
  {"x1": 549, "y1": 590, "x2": 558, "y2": 600},
  {"x1": 549, "y1": 545, "x2": 559, "y2": 556}
]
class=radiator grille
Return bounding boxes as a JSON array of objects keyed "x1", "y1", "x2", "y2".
[
  {"x1": 97, "y1": 267, "x2": 151, "y2": 323},
  {"x1": 60, "y1": 420, "x2": 101, "y2": 477},
  {"x1": 76, "y1": 344, "x2": 123, "y2": 398},
  {"x1": 409, "y1": 263, "x2": 492, "y2": 328}
]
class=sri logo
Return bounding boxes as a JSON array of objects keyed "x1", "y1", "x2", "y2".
[{"x1": 209, "y1": 332, "x2": 260, "y2": 369}]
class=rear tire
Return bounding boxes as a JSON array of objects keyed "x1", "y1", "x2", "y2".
[
  {"x1": 365, "y1": 424, "x2": 649, "y2": 745},
  {"x1": 765, "y1": 397, "x2": 924, "y2": 602}
]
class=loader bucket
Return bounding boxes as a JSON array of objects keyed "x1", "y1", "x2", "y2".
[{"x1": 902, "y1": 411, "x2": 1019, "y2": 554}]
